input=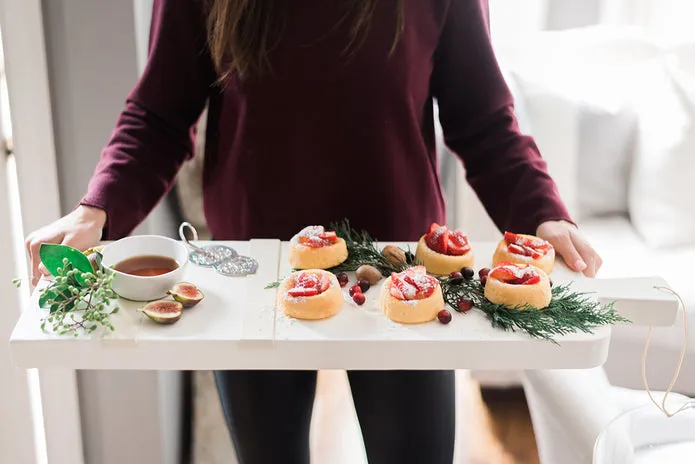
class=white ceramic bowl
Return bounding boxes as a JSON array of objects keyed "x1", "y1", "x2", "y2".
[{"x1": 101, "y1": 235, "x2": 188, "y2": 301}]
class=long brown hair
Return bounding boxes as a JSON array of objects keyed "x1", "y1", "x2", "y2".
[{"x1": 206, "y1": 0, "x2": 404, "y2": 81}]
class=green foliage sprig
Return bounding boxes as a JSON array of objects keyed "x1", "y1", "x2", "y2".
[
  {"x1": 15, "y1": 244, "x2": 119, "y2": 336},
  {"x1": 328, "y1": 219, "x2": 416, "y2": 275},
  {"x1": 439, "y1": 276, "x2": 629, "y2": 343}
]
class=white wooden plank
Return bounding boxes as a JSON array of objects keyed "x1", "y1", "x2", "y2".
[
  {"x1": 272, "y1": 241, "x2": 611, "y2": 370},
  {"x1": 241, "y1": 239, "x2": 280, "y2": 341},
  {"x1": 573, "y1": 276, "x2": 679, "y2": 326}
]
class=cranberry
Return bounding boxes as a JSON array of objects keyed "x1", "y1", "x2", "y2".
[
  {"x1": 349, "y1": 285, "x2": 362, "y2": 297},
  {"x1": 448, "y1": 271, "x2": 463, "y2": 285},
  {"x1": 461, "y1": 267, "x2": 475, "y2": 280},
  {"x1": 479, "y1": 268, "x2": 490, "y2": 279},
  {"x1": 437, "y1": 309, "x2": 452, "y2": 324},
  {"x1": 357, "y1": 279, "x2": 371, "y2": 293},
  {"x1": 457, "y1": 297, "x2": 474, "y2": 312},
  {"x1": 336, "y1": 272, "x2": 349, "y2": 287},
  {"x1": 353, "y1": 293, "x2": 366, "y2": 305},
  {"x1": 480, "y1": 276, "x2": 488, "y2": 287}
]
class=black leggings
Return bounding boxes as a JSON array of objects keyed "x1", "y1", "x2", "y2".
[{"x1": 214, "y1": 370, "x2": 455, "y2": 464}]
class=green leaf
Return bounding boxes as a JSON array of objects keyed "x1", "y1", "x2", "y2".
[{"x1": 40, "y1": 244, "x2": 93, "y2": 278}]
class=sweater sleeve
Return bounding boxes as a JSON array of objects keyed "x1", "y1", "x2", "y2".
[
  {"x1": 431, "y1": 0, "x2": 572, "y2": 235},
  {"x1": 80, "y1": 0, "x2": 215, "y2": 239}
]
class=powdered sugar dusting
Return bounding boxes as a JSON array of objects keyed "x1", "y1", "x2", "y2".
[{"x1": 298, "y1": 225, "x2": 324, "y2": 237}]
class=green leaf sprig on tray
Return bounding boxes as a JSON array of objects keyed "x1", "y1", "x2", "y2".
[
  {"x1": 439, "y1": 275, "x2": 629, "y2": 343},
  {"x1": 14, "y1": 244, "x2": 119, "y2": 336}
]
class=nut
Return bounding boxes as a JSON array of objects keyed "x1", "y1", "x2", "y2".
[
  {"x1": 381, "y1": 245, "x2": 406, "y2": 265},
  {"x1": 356, "y1": 265, "x2": 382, "y2": 285}
]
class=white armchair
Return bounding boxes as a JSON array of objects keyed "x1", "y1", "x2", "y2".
[{"x1": 522, "y1": 367, "x2": 691, "y2": 464}]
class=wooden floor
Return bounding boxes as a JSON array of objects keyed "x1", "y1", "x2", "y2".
[{"x1": 193, "y1": 370, "x2": 539, "y2": 464}]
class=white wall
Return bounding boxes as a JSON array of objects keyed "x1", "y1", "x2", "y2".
[{"x1": 41, "y1": 1, "x2": 184, "y2": 462}]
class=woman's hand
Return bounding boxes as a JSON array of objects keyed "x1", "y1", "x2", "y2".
[
  {"x1": 24, "y1": 205, "x2": 107, "y2": 285},
  {"x1": 536, "y1": 220, "x2": 602, "y2": 277}
]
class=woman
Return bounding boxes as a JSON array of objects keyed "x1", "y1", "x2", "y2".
[{"x1": 25, "y1": 0, "x2": 602, "y2": 462}]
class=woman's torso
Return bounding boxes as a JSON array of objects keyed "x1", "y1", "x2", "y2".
[{"x1": 203, "y1": 0, "x2": 450, "y2": 241}]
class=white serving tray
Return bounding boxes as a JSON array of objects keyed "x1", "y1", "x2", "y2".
[{"x1": 9, "y1": 240, "x2": 679, "y2": 370}]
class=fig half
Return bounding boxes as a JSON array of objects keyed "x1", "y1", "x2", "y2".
[
  {"x1": 140, "y1": 300, "x2": 183, "y2": 324},
  {"x1": 167, "y1": 282, "x2": 204, "y2": 308}
]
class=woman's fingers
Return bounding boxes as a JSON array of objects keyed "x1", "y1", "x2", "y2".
[
  {"x1": 569, "y1": 230, "x2": 602, "y2": 277},
  {"x1": 552, "y1": 233, "x2": 587, "y2": 273}
]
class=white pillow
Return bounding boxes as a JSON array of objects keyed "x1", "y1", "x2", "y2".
[
  {"x1": 506, "y1": 26, "x2": 661, "y2": 220},
  {"x1": 629, "y1": 50, "x2": 695, "y2": 248}
]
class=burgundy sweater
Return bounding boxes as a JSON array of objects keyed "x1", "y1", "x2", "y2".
[{"x1": 81, "y1": 0, "x2": 571, "y2": 242}]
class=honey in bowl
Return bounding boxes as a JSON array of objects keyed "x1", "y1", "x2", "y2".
[{"x1": 113, "y1": 255, "x2": 179, "y2": 277}]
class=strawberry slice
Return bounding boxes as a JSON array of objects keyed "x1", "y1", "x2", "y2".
[
  {"x1": 428, "y1": 223, "x2": 441, "y2": 235},
  {"x1": 319, "y1": 276, "x2": 331, "y2": 293},
  {"x1": 447, "y1": 230, "x2": 469, "y2": 256},
  {"x1": 450, "y1": 230, "x2": 468, "y2": 246},
  {"x1": 319, "y1": 231, "x2": 338, "y2": 243},
  {"x1": 296, "y1": 272, "x2": 319, "y2": 289},
  {"x1": 508, "y1": 243, "x2": 526, "y2": 256},
  {"x1": 490, "y1": 266, "x2": 518, "y2": 281},
  {"x1": 288, "y1": 287, "x2": 319, "y2": 297},
  {"x1": 389, "y1": 283, "x2": 406, "y2": 300},
  {"x1": 524, "y1": 246, "x2": 542, "y2": 259},
  {"x1": 504, "y1": 231, "x2": 521, "y2": 245},
  {"x1": 392, "y1": 274, "x2": 418, "y2": 300},
  {"x1": 425, "y1": 225, "x2": 449, "y2": 254},
  {"x1": 522, "y1": 274, "x2": 541, "y2": 285}
]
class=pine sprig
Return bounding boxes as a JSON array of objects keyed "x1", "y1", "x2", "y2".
[
  {"x1": 439, "y1": 276, "x2": 628, "y2": 344},
  {"x1": 328, "y1": 219, "x2": 415, "y2": 275},
  {"x1": 37, "y1": 258, "x2": 119, "y2": 336}
]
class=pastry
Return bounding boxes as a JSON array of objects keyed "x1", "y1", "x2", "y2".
[
  {"x1": 415, "y1": 223, "x2": 474, "y2": 276},
  {"x1": 277, "y1": 269, "x2": 343, "y2": 320},
  {"x1": 492, "y1": 232, "x2": 555, "y2": 274},
  {"x1": 483, "y1": 262, "x2": 551, "y2": 309},
  {"x1": 289, "y1": 225, "x2": 348, "y2": 270},
  {"x1": 379, "y1": 266, "x2": 445, "y2": 324}
]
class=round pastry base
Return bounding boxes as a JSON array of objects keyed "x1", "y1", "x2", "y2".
[
  {"x1": 415, "y1": 236, "x2": 474, "y2": 276},
  {"x1": 379, "y1": 276, "x2": 445, "y2": 324}
]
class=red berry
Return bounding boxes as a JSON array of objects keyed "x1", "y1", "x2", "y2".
[
  {"x1": 357, "y1": 279, "x2": 370, "y2": 293},
  {"x1": 481, "y1": 276, "x2": 488, "y2": 286},
  {"x1": 353, "y1": 293, "x2": 366, "y2": 305},
  {"x1": 336, "y1": 272, "x2": 349, "y2": 287},
  {"x1": 456, "y1": 297, "x2": 474, "y2": 312},
  {"x1": 448, "y1": 271, "x2": 463, "y2": 285},
  {"x1": 437, "y1": 309, "x2": 452, "y2": 324},
  {"x1": 549, "y1": 278, "x2": 553, "y2": 287},
  {"x1": 349, "y1": 285, "x2": 362, "y2": 297},
  {"x1": 479, "y1": 268, "x2": 490, "y2": 279},
  {"x1": 461, "y1": 267, "x2": 475, "y2": 280}
]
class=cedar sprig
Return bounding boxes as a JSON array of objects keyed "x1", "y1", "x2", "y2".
[
  {"x1": 327, "y1": 219, "x2": 416, "y2": 275},
  {"x1": 439, "y1": 276, "x2": 629, "y2": 344}
]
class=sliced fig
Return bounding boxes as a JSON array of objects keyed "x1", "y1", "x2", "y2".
[
  {"x1": 140, "y1": 300, "x2": 183, "y2": 324},
  {"x1": 167, "y1": 282, "x2": 204, "y2": 308}
]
